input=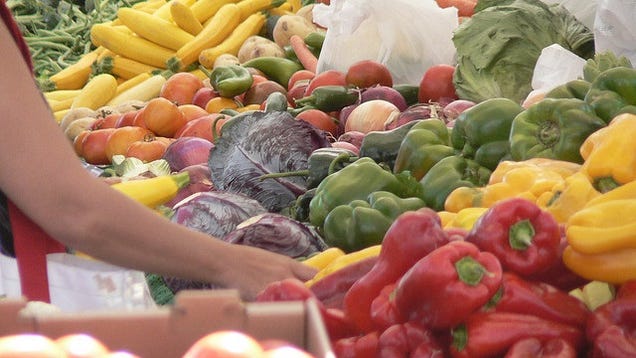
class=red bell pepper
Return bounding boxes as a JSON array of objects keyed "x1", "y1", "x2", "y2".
[
  {"x1": 309, "y1": 255, "x2": 379, "y2": 310},
  {"x1": 255, "y1": 278, "x2": 358, "y2": 341},
  {"x1": 332, "y1": 331, "x2": 379, "y2": 358},
  {"x1": 370, "y1": 283, "x2": 400, "y2": 332},
  {"x1": 504, "y1": 337, "x2": 577, "y2": 358},
  {"x1": 526, "y1": 233, "x2": 588, "y2": 292},
  {"x1": 394, "y1": 240, "x2": 503, "y2": 330},
  {"x1": 450, "y1": 312, "x2": 585, "y2": 358},
  {"x1": 489, "y1": 272, "x2": 590, "y2": 330},
  {"x1": 616, "y1": 280, "x2": 636, "y2": 300},
  {"x1": 586, "y1": 296, "x2": 636, "y2": 343},
  {"x1": 343, "y1": 208, "x2": 449, "y2": 333},
  {"x1": 592, "y1": 325, "x2": 636, "y2": 358},
  {"x1": 466, "y1": 197, "x2": 561, "y2": 277},
  {"x1": 377, "y1": 321, "x2": 445, "y2": 358}
]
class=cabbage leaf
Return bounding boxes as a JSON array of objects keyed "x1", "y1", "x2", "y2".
[
  {"x1": 208, "y1": 111, "x2": 332, "y2": 212},
  {"x1": 453, "y1": 0, "x2": 594, "y2": 104}
]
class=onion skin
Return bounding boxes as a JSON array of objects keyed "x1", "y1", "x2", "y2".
[
  {"x1": 337, "y1": 131, "x2": 366, "y2": 149},
  {"x1": 331, "y1": 141, "x2": 360, "y2": 155},
  {"x1": 360, "y1": 85, "x2": 408, "y2": 111},
  {"x1": 162, "y1": 137, "x2": 214, "y2": 172},
  {"x1": 442, "y1": 99, "x2": 476, "y2": 122},
  {"x1": 386, "y1": 103, "x2": 444, "y2": 130},
  {"x1": 344, "y1": 100, "x2": 400, "y2": 133}
]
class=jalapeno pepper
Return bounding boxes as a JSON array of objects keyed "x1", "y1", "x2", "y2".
[
  {"x1": 241, "y1": 56, "x2": 304, "y2": 87},
  {"x1": 294, "y1": 85, "x2": 360, "y2": 112}
]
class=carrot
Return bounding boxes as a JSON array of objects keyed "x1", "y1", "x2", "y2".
[{"x1": 289, "y1": 34, "x2": 318, "y2": 74}]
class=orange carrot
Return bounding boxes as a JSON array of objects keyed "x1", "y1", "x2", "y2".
[{"x1": 289, "y1": 34, "x2": 318, "y2": 74}]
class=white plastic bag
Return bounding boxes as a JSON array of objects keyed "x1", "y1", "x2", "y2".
[
  {"x1": 594, "y1": 0, "x2": 636, "y2": 65},
  {"x1": 312, "y1": 0, "x2": 458, "y2": 85},
  {"x1": 1, "y1": 253, "x2": 155, "y2": 312},
  {"x1": 541, "y1": 0, "x2": 598, "y2": 30},
  {"x1": 531, "y1": 44, "x2": 587, "y2": 92}
]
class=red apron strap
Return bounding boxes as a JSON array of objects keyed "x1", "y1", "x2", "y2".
[{"x1": 7, "y1": 200, "x2": 66, "y2": 302}]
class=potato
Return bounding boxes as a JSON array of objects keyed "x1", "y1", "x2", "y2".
[
  {"x1": 213, "y1": 54, "x2": 240, "y2": 69},
  {"x1": 272, "y1": 14, "x2": 318, "y2": 48},
  {"x1": 237, "y1": 36, "x2": 286, "y2": 63},
  {"x1": 296, "y1": 4, "x2": 316, "y2": 26}
]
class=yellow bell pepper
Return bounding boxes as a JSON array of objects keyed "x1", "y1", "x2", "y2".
[
  {"x1": 305, "y1": 245, "x2": 381, "y2": 287},
  {"x1": 302, "y1": 247, "x2": 345, "y2": 270},
  {"x1": 488, "y1": 158, "x2": 581, "y2": 185},
  {"x1": 536, "y1": 171, "x2": 601, "y2": 224},
  {"x1": 583, "y1": 178, "x2": 636, "y2": 208},
  {"x1": 563, "y1": 245, "x2": 636, "y2": 284},
  {"x1": 566, "y1": 199, "x2": 636, "y2": 254},
  {"x1": 443, "y1": 207, "x2": 488, "y2": 231},
  {"x1": 580, "y1": 113, "x2": 636, "y2": 193}
]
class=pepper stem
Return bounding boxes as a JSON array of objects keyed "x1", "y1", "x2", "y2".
[
  {"x1": 595, "y1": 176, "x2": 621, "y2": 193},
  {"x1": 451, "y1": 324, "x2": 468, "y2": 352},
  {"x1": 455, "y1": 256, "x2": 487, "y2": 286},
  {"x1": 509, "y1": 219, "x2": 535, "y2": 251}
]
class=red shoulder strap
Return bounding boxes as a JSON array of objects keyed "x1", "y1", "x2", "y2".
[{"x1": 7, "y1": 201, "x2": 66, "y2": 303}]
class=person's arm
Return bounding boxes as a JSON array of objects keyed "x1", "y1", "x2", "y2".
[{"x1": 0, "y1": 21, "x2": 316, "y2": 301}]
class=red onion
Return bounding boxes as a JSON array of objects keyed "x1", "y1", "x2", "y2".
[
  {"x1": 337, "y1": 131, "x2": 366, "y2": 149},
  {"x1": 162, "y1": 137, "x2": 214, "y2": 172},
  {"x1": 442, "y1": 99, "x2": 476, "y2": 122},
  {"x1": 360, "y1": 85, "x2": 408, "y2": 111},
  {"x1": 386, "y1": 103, "x2": 444, "y2": 130},
  {"x1": 165, "y1": 164, "x2": 214, "y2": 208},
  {"x1": 331, "y1": 141, "x2": 360, "y2": 155}
]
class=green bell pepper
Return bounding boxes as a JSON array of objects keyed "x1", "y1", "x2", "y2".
[
  {"x1": 450, "y1": 97, "x2": 524, "y2": 170},
  {"x1": 308, "y1": 157, "x2": 424, "y2": 229},
  {"x1": 322, "y1": 191, "x2": 426, "y2": 252},
  {"x1": 359, "y1": 120, "x2": 423, "y2": 170},
  {"x1": 584, "y1": 67, "x2": 636, "y2": 123},
  {"x1": 208, "y1": 65, "x2": 253, "y2": 98},
  {"x1": 545, "y1": 79, "x2": 591, "y2": 101},
  {"x1": 393, "y1": 119, "x2": 457, "y2": 180},
  {"x1": 509, "y1": 98, "x2": 606, "y2": 164},
  {"x1": 419, "y1": 155, "x2": 492, "y2": 211}
]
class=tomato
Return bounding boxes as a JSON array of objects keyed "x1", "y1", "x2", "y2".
[
  {"x1": 183, "y1": 331, "x2": 265, "y2": 358},
  {"x1": 287, "y1": 70, "x2": 316, "y2": 90},
  {"x1": 418, "y1": 64, "x2": 458, "y2": 105},
  {"x1": 205, "y1": 97, "x2": 240, "y2": 114},
  {"x1": 296, "y1": 109, "x2": 340, "y2": 137},
  {"x1": 105, "y1": 126, "x2": 153, "y2": 160},
  {"x1": 160, "y1": 72, "x2": 205, "y2": 105},
  {"x1": 73, "y1": 130, "x2": 91, "y2": 157},
  {"x1": 192, "y1": 87, "x2": 219, "y2": 109},
  {"x1": 287, "y1": 80, "x2": 310, "y2": 106},
  {"x1": 115, "y1": 110, "x2": 141, "y2": 128},
  {"x1": 178, "y1": 104, "x2": 210, "y2": 122},
  {"x1": 91, "y1": 112, "x2": 121, "y2": 130},
  {"x1": 125, "y1": 135, "x2": 173, "y2": 162},
  {"x1": 0, "y1": 334, "x2": 66, "y2": 357},
  {"x1": 345, "y1": 59, "x2": 393, "y2": 88},
  {"x1": 435, "y1": 0, "x2": 477, "y2": 17},
  {"x1": 140, "y1": 97, "x2": 187, "y2": 137},
  {"x1": 81, "y1": 128, "x2": 117, "y2": 165},
  {"x1": 55, "y1": 334, "x2": 110, "y2": 358},
  {"x1": 175, "y1": 114, "x2": 228, "y2": 141},
  {"x1": 304, "y1": 69, "x2": 347, "y2": 96}
]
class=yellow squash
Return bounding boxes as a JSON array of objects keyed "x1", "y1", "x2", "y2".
[{"x1": 111, "y1": 172, "x2": 190, "y2": 209}]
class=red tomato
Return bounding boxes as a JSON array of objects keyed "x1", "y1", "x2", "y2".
[
  {"x1": 0, "y1": 334, "x2": 66, "y2": 358},
  {"x1": 105, "y1": 126, "x2": 153, "y2": 160},
  {"x1": 178, "y1": 104, "x2": 210, "y2": 122},
  {"x1": 160, "y1": 72, "x2": 205, "y2": 105},
  {"x1": 175, "y1": 114, "x2": 228, "y2": 141},
  {"x1": 140, "y1": 97, "x2": 187, "y2": 137},
  {"x1": 287, "y1": 70, "x2": 316, "y2": 90},
  {"x1": 55, "y1": 334, "x2": 110, "y2": 358},
  {"x1": 345, "y1": 59, "x2": 393, "y2": 88},
  {"x1": 192, "y1": 87, "x2": 219, "y2": 109},
  {"x1": 183, "y1": 331, "x2": 265, "y2": 358},
  {"x1": 91, "y1": 112, "x2": 120, "y2": 130},
  {"x1": 418, "y1": 64, "x2": 458, "y2": 104},
  {"x1": 296, "y1": 109, "x2": 340, "y2": 137},
  {"x1": 115, "y1": 110, "x2": 141, "y2": 128},
  {"x1": 125, "y1": 135, "x2": 173, "y2": 162},
  {"x1": 304, "y1": 69, "x2": 347, "y2": 96},
  {"x1": 81, "y1": 128, "x2": 117, "y2": 165}
]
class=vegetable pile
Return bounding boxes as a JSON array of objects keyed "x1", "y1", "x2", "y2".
[{"x1": 10, "y1": 0, "x2": 636, "y2": 356}]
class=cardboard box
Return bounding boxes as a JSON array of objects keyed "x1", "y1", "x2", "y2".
[{"x1": 0, "y1": 289, "x2": 334, "y2": 357}]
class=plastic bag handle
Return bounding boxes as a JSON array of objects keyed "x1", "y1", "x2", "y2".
[{"x1": 7, "y1": 200, "x2": 66, "y2": 302}]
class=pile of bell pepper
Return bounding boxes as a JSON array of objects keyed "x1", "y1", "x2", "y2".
[{"x1": 257, "y1": 198, "x2": 636, "y2": 356}]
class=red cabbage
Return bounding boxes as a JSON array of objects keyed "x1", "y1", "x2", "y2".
[
  {"x1": 208, "y1": 111, "x2": 332, "y2": 213},
  {"x1": 222, "y1": 213, "x2": 328, "y2": 259},
  {"x1": 171, "y1": 191, "x2": 267, "y2": 238}
]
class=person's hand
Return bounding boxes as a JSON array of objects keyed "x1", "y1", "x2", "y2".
[{"x1": 217, "y1": 244, "x2": 318, "y2": 301}]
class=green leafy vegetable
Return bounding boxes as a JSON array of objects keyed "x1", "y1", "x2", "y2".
[
  {"x1": 583, "y1": 51, "x2": 634, "y2": 83},
  {"x1": 453, "y1": 0, "x2": 595, "y2": 104}
]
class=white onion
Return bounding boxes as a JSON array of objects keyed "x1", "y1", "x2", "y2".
[{"x1": 344, "y1": 100, "x2": 400, "y2": 133}]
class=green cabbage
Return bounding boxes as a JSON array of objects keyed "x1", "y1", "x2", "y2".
[{"x1": 452, "y1": 0, "x2": 595, "y2": 104}]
